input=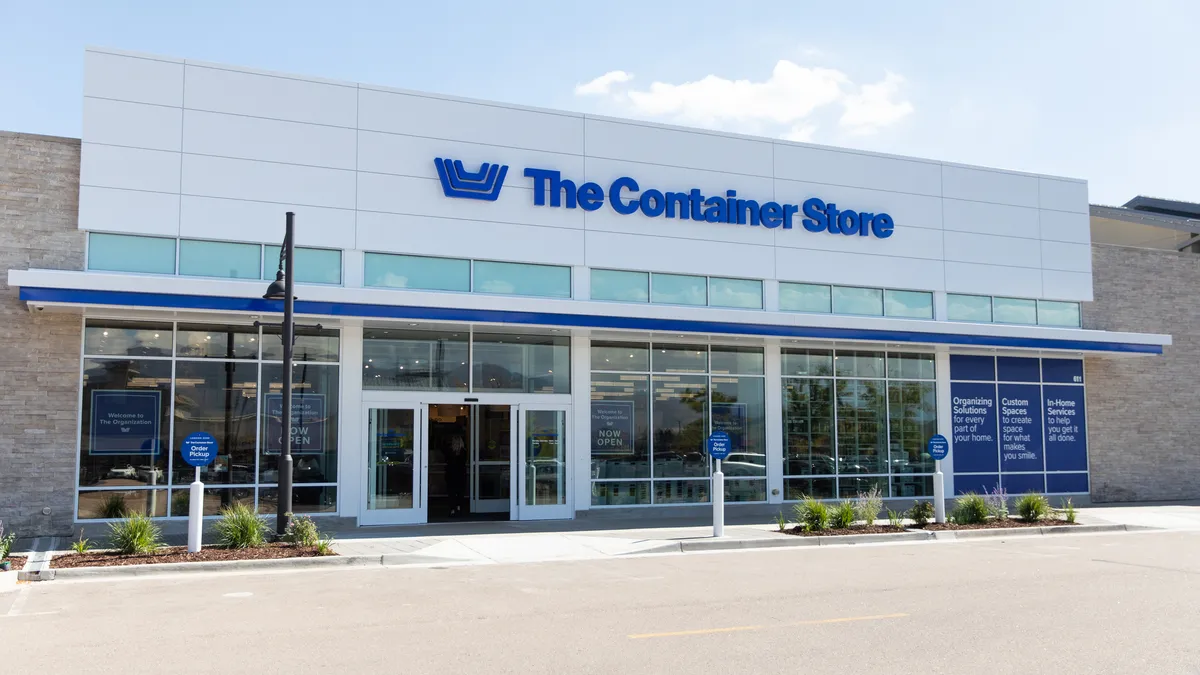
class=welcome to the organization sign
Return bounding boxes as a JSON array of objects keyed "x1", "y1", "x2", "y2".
[{"x1": 435, "y1": 157, "x2": 896, "y2": 239}]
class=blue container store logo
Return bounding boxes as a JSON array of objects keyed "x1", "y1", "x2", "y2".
[{"x1": 434, "y1": 158, "x2": 894, "y2": 238}]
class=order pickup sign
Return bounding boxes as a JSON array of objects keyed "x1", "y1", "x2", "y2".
[
  {"x1": 927, "y1": 434, "x2": 950, "y2": 461},
  {"x1": 706, "y1": 431, "x2": 732, "y2": 461},
  {"x1": 181, "y1": 432, "x2": 218, "y2": 468}
]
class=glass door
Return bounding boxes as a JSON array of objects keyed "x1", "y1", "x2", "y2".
[
  {"x1": 513, "y1": 404, "x2": 571, "y2": 520},
  {"x1": 362, "y1": 404, "x2": 427, "y2": 525},
  {"x1": 471, "y1": 405, "x2": 512, "y2": 514}
]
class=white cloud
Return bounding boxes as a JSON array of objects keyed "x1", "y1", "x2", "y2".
[
  {"x1": 575, "y1": 70, "x2": 634, "y2": 96},
  {"x1": 574, "y1": 60, "x2": 913, "y2": 142},
  {"x1": 839, "y1": 72, "x2": 914, "y2": 135}
]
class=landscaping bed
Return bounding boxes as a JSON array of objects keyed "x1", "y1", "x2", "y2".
[
  {"x1": 784, "y1": 524, "x2": 908, "y2": 537},
  {"x1": 3, "y1": 556, "x2": 25, "y2": 570},
  {"x1": 51, "y1": 542, "x2": 332, "y2": 569},
  {"x1": 914, "y1": 518, "x2": 1076, "y2": 531}
]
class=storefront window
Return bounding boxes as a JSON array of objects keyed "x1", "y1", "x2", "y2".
[
  {"x1": 782, "y1": 347, "x2": 938, "y2": 500},
  {"x1": 884, "y1": 290, "x2": 934, "y2": 319},
  {"x1": 264, "y1": 245, "x2": 343, "y2": 285},
  {"x1": 832, "y1": 286, "x2": 884, "y2": 316},
  {"x1": 1037, "y1": 300, "x2": 1082, "y2": 328},
  {"x1": 947, "y1": 294, "x2": 993, "y2": 322},
  {"x1": 87, "y1": 233, "x2": 176, "y2": 275},
  {"x1": 779, "y1": 283, "x2": 832, "y2": 313},
  {"x1": 709, "y1": 277, "x2": 763, "y2": 310},
  {"x1": 472, "y1": 332, "x2": 570, "y2": 393},
  {"x1": 473, "y1": 261, "x2": 571, "y2": 298},
  {"x1": 591, "y1": 341, "x2": 766, "y2": 506},
  {"x1": 994, "y1": 297, "x2": 1038, "y2": 324},
  {"x1": 363, "y1": 328, "x2": 469, "y2": 391},
  {"x1": 177, "y1": 240, "x2": 262, "y2": 279},
  {"x1": 591, "y1": 269, "x2": 649, "y2": 303},
  {"x1": 364, "y1": 253, "x2": 470, "y2": 292},
  {"x1": 77, "y1": 320, "x2": 341, "y2": 520},
  {"x1": 651, "y1": 273, "x2": 707, "y2": 306}
]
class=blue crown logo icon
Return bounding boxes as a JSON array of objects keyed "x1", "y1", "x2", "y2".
[{"x1": 434, "y1": 158, "x2": 508, "y2": 201}]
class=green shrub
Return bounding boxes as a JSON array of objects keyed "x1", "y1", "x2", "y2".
[
  {"x1": 830, "y1": 500, "x2": 856, "y2": 529},
  {"x1": 1062, "y1": 497, "x2": 1077, "y2": 524},
  {"x1": 985, "y1": 487, "x2": 1009, "y2": 520},
  {"x1": 282, "y1": 513, "x2": 320, "y2": 547},
  {"x1": 214, "y1": 503, "x2": 269, "y2": 549},
  {"x1": 0, "y1": 530, "x2": 15, "y2": 561},
  {"x1": 908, "y1": 501, "x2": 935, "y2": 527},
  {"x1": 951, "y1": 493, "x2": 990, "y2": 525},
  {"x1": 775, "y1": 510, "x2": 788, "y2": 532},
  {"x1": 793, "y1": 496, "x2": 831, "y2": 533},
  {"x1": 108, "y1": 513, "x2": 163, "y2": 555},
  {"x1": 855, "y1": 485, "x2": 884, "y2": 526},
  {"x1": 315, "y1": 536, "x2": 336, "y2": 556},
  {"x1": 1015, "y1": 492, "x2": 1051, "y2": 523},
  {"x1": 99, "y1": 492, "x2": 129, "y2": 520},
  {"x1": 171, "y1": 490, "x2": 190, "y2": 517},
  {"x1": 71, "y1": 530, "x2": 91, "y2": 554},
  {"x1": 887, "y1": 509, "x2": 903, "y2": 529}
]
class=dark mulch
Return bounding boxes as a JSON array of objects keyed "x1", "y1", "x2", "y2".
[
  {"x1": 914, "y1": 518, "x2": 1076, "y2": 531},
  {"x1": 51, "y1": 542, "x2": 333, "y2": 569},
  {"x1": 784, "y1": 524, "x2": 909, "y2": 537},
  {"x1": 3, "y1": 556, "x2": 26, "y2": 569}
]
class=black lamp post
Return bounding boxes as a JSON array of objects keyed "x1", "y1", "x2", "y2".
[{"x1": 263, "y1": 211, "x2": 296, "y2": 536}]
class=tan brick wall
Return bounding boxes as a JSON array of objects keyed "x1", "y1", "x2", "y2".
[
  {"x1": 0, "y1": 131, "x2": 84, "y2": 537},
  {"x1": 1084, "y1": 243, "x2": 1200, "y2": 502}
]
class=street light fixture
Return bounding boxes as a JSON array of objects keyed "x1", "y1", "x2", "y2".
[{"x1": 263, "y1": 212, "x2": 296, "y2": 536}]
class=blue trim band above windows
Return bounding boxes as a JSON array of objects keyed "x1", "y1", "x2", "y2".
[{"x1": 17, "y1": 286, "x2": 1165, "y2": 355}]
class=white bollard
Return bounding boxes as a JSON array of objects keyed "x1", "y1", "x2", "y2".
[
  {"x1": 713, "y1": 460, "x2": 725, "y2": 538},
  {"x1": 188, "y1": 467, "x2": 203, "y2": 553},
  {"x1": 933, "y1": 460, "x2": 946, "y2": 524}
]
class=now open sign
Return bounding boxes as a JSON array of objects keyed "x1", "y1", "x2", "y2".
[{"x1": 264, "y1": 393, "x2": 325, "y2": 455}]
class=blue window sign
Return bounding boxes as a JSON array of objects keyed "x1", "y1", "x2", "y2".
[
  {"x1": 591, "y1": 401, "x2": 634, "y2": 456},
  {"x1": 89, "y1": 390, "x2": 161, "y2": 455},
  {"x1": 180, "y1": 431, "x2": 218, "y2": 467}
]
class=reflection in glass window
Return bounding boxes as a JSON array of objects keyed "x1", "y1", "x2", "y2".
[
  {"x1": 362, "y1": 329, "x2": 469, "y2": 391},
  {"x1": 364, "y1": 253, "x2": 470, "y2": 292},
  {"x1": 779, "y1": 283, "x2": 832, "y2": 313},
  {"x1": 175, "y1": 324, "x2": 259, "y2": 359},
  {"x1": 886, "y1": 353, "x2": 935, "y2": 380},
  {"x1": 88, "y1": 233, "x2": 176, "y2": 275},
  {"x1": 782, "y1": 379, "x2": 834, "y2": 476},
  {"x1": 78, "y1": 359, "x2": 172, "y2": 488},
  {"x1": 947, "y1": 294, "x2": 993, "y2": 322},
  {"x1": 651, "y1": 273, "x2": 706, "y2": 306},
  {"x1": 884, "y1": 290, "x2": 934, "y2": 319},
  {"x1": 710, "y1": 346, "x2": 764, "y2": 375},
  {"x1": 172, "y1": 360, "x2": 258, "y2": 485},
  {"x1": 652, "y1": 344, "x2": 708, "y2": 373},
  {"x1": 835, "y1": 351, "x2": 885, "y2": 379},
  {"x1": 836, "y1": 379, "x2": 887, "y2": 476},
  {"x1": 1037, "y1": 300, "x2": 1081, "y2": 327},
  {"x1": 77, "y1": 490, "x2": 168, "y2": 520},
  {"x1": 888, "y1": 381, "x2": 937, "y2": 484},
  {"x1": 781, "y1": 348, "x2": 834, "y2": 377},
  {"x1": 258, "y1": 486, "x2": 337, "y2": 514},
  {"x1": 472, "y1": 333, "x2": 570, "y2": 393},
  {"x1": 993, "y1": 297, "x2": 1038, "y2": 324},
  {"x1": 591, "y1": 269, "x2": 649, "y2": 302},
  {"x1": 178, "y1": 240, "x2": 262, "y2": 279},
  {"x1": 84, "y1": 320, "x2": 173, "y2": 357},
  {"x1": 711, "y1": 376, "x2": 766, "y2": 483},
  {"x1": 591, "y1": 341, "x2": 649, "y2": 372},
  {"x1": 709, "y1": 277, "x2": 763, "y2": 309},
  {"x1": 170, "y1": 487, "x2": 254, "y2": 517},
  {"x1": 265, "y1": 246, "x2": 343, "y2": 285},
  {"x1": 261, "y1": 327, "x2": 340, "y2": 363},
  {"x1": 260, "y1": 363, "x2": 340, "y2": 484},
  {"x1": 651, "y1": 374, "x2": 708, "y2": 480},
  {"x1": 473, "y1": 261, "x2": 571, "y2": 298},
  {"x1": 832, "y1": 286, "x2": 884, "y2": 315},
  {"x1": 590, "y1": 372, "x2": 650, "y2": 482},
  {"x1": 591, "y1": 481, "x2": 650, "y2": 506}
]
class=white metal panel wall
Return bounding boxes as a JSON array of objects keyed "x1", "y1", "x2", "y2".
[{"x1": 79, "y1": 47, "x2": 1095, "y2": 301}]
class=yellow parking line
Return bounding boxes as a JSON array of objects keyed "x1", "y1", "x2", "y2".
[{"x1": 628, "y1": 612, "x2": 909, "y2": 639}]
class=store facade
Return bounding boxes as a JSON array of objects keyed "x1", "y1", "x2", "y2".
[{"x1": 0, "y1": 48, "x2": 1174, "y2": 534}]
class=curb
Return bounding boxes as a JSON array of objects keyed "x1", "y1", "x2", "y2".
[
  {"x1": 17, "y1": 537, "x2": 56, "y2": 582},
  {"x1": 42, "y1": 554, "x2": 383, "y2": 581},
  {"x1": 925, "y1": 523, "x2": 1149, "y2": 541}
]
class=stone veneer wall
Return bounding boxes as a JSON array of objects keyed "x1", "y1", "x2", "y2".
[
  {"x1": 1084, "y1": 243, "x2": 1200, "y2": 502},
  {"x1": 0, "y1": 131, "x2": 84, "y2": 536}
]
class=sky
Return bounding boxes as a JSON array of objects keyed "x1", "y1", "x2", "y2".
[{"x1": 2, "y1": 0, "x2": 1197, "y2": 206}]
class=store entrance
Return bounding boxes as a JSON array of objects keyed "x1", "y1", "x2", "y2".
[{"x1": 427, "y1": 404, "x2": 512, "y2": 522}]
